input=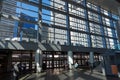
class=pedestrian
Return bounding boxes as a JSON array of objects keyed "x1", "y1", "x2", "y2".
[
  {"x1": 74, "y1": 61, "x2": 79, "y2": 69},
  {"x1": 42, "y1": 62, "x2": 47, "y2": 71},
  {"x1": 12, "y1": 62, "x2": 19, "y2": 80},
  {"x1": 64, "y1": 61, "x2": 68, "y2": 70}
]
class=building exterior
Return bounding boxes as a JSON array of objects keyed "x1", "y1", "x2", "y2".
[
  {"x1": 0, "y1": 0, "x2": 17, "y2": 39},
  {"x1": 50, "y1": 0, "x2": 119, "y2": 49},
  {"x1": 0, "y1": 0, "x2": 120, "y2": 79}
]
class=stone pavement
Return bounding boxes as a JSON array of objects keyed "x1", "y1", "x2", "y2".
[{"x1": 20, "y1": 69, "x2": 120, "y2": 80}]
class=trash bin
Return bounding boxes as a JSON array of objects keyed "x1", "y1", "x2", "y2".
[{"x1": 111, "y1": 65, "x2": 118, "y2": 75}]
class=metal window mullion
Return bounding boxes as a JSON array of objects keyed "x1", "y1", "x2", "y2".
[
  {"x1": 37, "y1": 0, "x2": 42, "y2": 42},
  {"x1": 85, "y1": 0, "x2": 92, "y2": 47},
  {"x1": 65, "y1": 1, "x2": 71, "y2": 45},
  {"x1": 52, "y1": 0, "x2": 56, "y2": 41},
  {"x1": 109, "y1": 11, "x2": 118, "y2": 48},
  {"x1": 98, "y1": 6, "x2": 107, "y2": 48}
]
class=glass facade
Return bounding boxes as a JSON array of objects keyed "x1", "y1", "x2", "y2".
[
  {"x1": 0, "y1": 0, "x2": 17, "y2": 39},
  {"x1": 0, "y1": 0, "x2": 119, "y2": 49},
  {"x1": 45, "y1": 0, "x2": 119, "y2": 49}
]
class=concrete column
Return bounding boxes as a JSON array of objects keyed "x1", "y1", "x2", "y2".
[
  {"x1": 89, "y1": 52, "x2": 94, "y2": 73},
  {"x1": 68, "y1": 51, "x2": 73, "y2": 69},
  {"x1": 35, "y1": 49, "x2": 42, "y2": 73},
  {"x1": 89, "y1": 52, "x2": 94, "y2": 67},
  {"x1": 101, "y1": 55, "x2": 113, "y2": 76},
  {"x1": 100, "y1": 56, "x2": 106, "y2": 76}
]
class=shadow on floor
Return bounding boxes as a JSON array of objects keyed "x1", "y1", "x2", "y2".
[{"x1": 24, "y1": 69, "x2": 120, "y2": 80}]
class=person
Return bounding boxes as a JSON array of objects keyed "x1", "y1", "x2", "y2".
[
  {"x1": 12, "y1": 62, "x2": 20, "y2": 80},
  {"x1": 74, "y1": 61, "x2": 79, "y2": 69},
  {"x1": 22, "y1": 63, "x2": 26, "y2": 70},
  {"x1": 21, "y1": 63, "x2": 26, "y2": 74},
  {"x1": 42, "y1": 62, "x2": 47, "y2": 71},
  {"x1": 64, "y1": 61, "x2": 69, "y2": 70}
]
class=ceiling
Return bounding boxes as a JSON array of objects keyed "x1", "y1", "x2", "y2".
[{"x1": 87, "y1": 0, "x2": 120, "y2": 16}]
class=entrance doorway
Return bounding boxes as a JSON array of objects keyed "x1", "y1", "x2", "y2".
[
  {"x1": 12, "y1": 50, "x2": 35, "y2": 74},
  {"x1": 43, "y1": 51, "x2": 67, "y2": 69},
  {"x1": 73, "y1": 52, "x2": 101, "y2": 68},
  {"x1": 0, "y1": 50, "x2": 36, "y2": 79},
  {"x1": 43, "y1": 51, "x2": 101, "y2": 70}
]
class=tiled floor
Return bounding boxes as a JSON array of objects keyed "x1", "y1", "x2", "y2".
[{"x1": 21, "y1": 69, "x2": 120, "y2": 80}]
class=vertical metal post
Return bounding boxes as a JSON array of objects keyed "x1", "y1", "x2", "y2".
[
  {"x1": 98, "y1": 6, "x2": 107, "y2": 48},
  {"x1": 84, "y1": 0, "x2": 92, "y2": 47},
  {"x1": 109, "y1": 11, "x2": 118, "y2": 49},
  {"x1": 53, "y1": 0, "x2": 55, "y2": 41},
  {"x1": 37, "y1": 0, "x2": 42, "y2": 42},
  {"x1": 117, "y1": 7, "x2": 120, "y2": 46},
  {"x1": 29, "y1": 50, "x2": 32, "y2": 72},
  {"x1": 20, "y1": 31, "x2": 23, "y2": 41},
  {"x1": 116, "y1": 8, "x2": 120, "y2": 49},
  {"x1": 65, "y1": 1, "x2": 71, "y2": 45},
  {"x1": 117, "y1": 7, "x2": 120, "y2": 77},
  {"x1": 52, "y1": 52, "x2": 54, "y2": 69}
]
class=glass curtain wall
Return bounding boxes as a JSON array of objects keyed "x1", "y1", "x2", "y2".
[
  {"x1": 0, "y1": 0, "x2": 119, "y2": 49},
  {"x1": 0, "y1": 0, "x2": 39, "y2": 40},
  {"x1": 16, "y1": 1, "x2": 38, "y2": 40},
  {"x1": 41, "y1": 0, "x2": 119, "y2": 49},
  {"x1": 0, "y1": 0, "x2": 17, "y2": 39},
  {"x1": 42, "y1": 0, "x2": 67, "y2": 44}
]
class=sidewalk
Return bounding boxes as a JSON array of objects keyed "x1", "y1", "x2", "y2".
[{"x1": 19, "y1": 69, "x2": 120, "y2": 80}]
